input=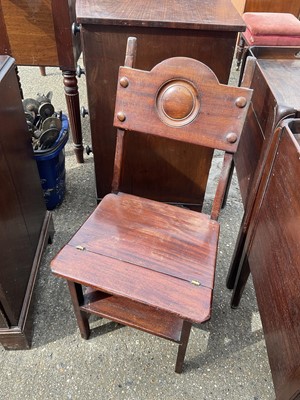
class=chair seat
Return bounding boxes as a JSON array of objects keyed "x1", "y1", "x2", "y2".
[
  {"x1": 243, "y1": 12, "x2": 300, "y2": 46},
  {"x1": 52, "y1": 192, "x2": 220, "y2": 323}
]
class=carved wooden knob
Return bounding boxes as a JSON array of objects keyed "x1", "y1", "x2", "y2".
[
  {"x1": 156, "y1": 80, "x2": 200, "y2": 127},
  {"x1": 161, "y1": 84, "x2": 195, "y2": 120},
  {"x1": 117, "y1": 111, "x2": 126, "y2": 122},
  {"x1": 226, "y1": 132, "x2": 238, "y2": 143},
  {"x1": 235, "y1": 97, "x2": 247, "y2": 108},
  {"x1": 120, "y1": 77, "x2": 129, "y2": 88}
]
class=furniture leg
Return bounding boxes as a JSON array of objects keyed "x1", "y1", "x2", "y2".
[
  {"x1": 47, "y1": 215, "x2": 55, "y2": 245},
  {"x1": 67, "y1": 281, "x2": 90, "y2": 339},
  {"x1": 15, "y1": 65, "x2": 23, "y2": 99},
  {"x1": 226, "y1": 220, "x2": 247, "y2": 289},
  {"x1": 62, "y1": 70, "x2": 84, "y2": 163},
  {"x1": 221, "y1": 157, "x2": 234, "y2": 209},
  {"x1": 175, "y1": 321, "x2": 192, "y2": 373},
  {"x1": 230, "y1": 257, "x2": 250, "y2": 309},
  {"x1": 39, "y1": 66, "x2": 46, "y2": 76},
  {"x1": 236, "y1": 35, "x2": 246, "y2": 71}
]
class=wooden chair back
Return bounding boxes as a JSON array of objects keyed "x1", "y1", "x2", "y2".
[{"x1": 112, "y1": 37, "x2": 252, "y2": 219}]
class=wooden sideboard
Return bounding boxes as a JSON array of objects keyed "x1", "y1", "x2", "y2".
[
  {"x1": 0, "y1": 56, "x2": 54, "y2": 349},
  {"x1": 0, "y1": 0, "x2": 84, "y2": 162},
  {"x1": 232, "y1": 0, "x2": 300, "y2": 16},
  {"x1": 77, "y1": 0, "x2": 245, "y2": 205}
]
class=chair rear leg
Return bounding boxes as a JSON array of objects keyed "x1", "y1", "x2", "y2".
[
  {"x1": 175, "y1": 321, "x2": 192, "y2": 373},
  {"x1": 67, "y1": 281, "x2": 91, "y2": 339},
  {"x1": 221, "y1": 158, "x2": 234, "y2": 209}
]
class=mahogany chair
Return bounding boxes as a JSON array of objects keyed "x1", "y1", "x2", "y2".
[{"x1": 51, "y1": 37, "x2": 252, "y2": 373}]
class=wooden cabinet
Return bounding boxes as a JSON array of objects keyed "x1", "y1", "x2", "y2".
[
  {"x1": 0, "y1": 56, "x2": 53, "y2": 350},
  {"x1": 232, "y1": 0, "x2": 300, "y2": 16},
  {"x1": 0, "y1": 0, "x2": 84, "y2": 162},
  {"x1": 77, "y1": 0, "x2": 245, "y2": 205}
]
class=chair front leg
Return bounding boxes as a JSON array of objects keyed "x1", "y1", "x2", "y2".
[
  {"x1": 67, "y1": 281, "x2": 91, "y2": 339},
  {"x1": 175, "y1": 321, "x2": 192, "y2": 373}
]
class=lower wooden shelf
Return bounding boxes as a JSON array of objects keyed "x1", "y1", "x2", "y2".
[{"x1": 80, "y1": 289, "x2": 184, "y2": 343}]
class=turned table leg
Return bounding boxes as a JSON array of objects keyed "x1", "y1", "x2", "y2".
[{"x1": 62, "y1": 70, "x2": 84, "y2": 163}]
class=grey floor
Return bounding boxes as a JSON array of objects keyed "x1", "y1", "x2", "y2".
[{"x1": 0, "y1": 58, "x2": 275, "y2": 399}]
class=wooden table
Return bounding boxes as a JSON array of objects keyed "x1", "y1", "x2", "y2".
[
  {"x1": 77, "y1": 0, "x2": 245, "y2": 204},
  {"x1": 0, "y1": 56, "x2": 54, "y2": 350},
  {"x1": 227, "y1": 47, "x2": 300, "y2": 288},
  {"x1": 0, "y1": 0, "x2": 84, "y2": 163}
]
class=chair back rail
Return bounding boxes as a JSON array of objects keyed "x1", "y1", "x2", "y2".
[
  {"x1": 112, "y1": 37, "x2": 252, "y2": 219},
  {"x1": 114, "y1": 57, "x2": 252, "y2": 151}
]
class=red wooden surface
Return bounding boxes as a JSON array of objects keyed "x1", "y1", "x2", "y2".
[
  {"x1": 51, "y1": 41, "x2": 251, "y2": 371},
  {"x1": 114, "y1": 58, "x2": 252, "y2": 152},
  {"x1": 247, "y1": 121, "x2": 300, "y2": 400},
  {"x1": 228, "y1": 48, "x2": 300, "y2": 289},
  {"x1": 81, "y1": 290, "x2": 184, "y2": 342},
  {"x1": 0, "y1": 56, "x2": 53, "y2": 349},
  {"x1": 52, "y1": 192, "x2": 218, "y2": 323},
  {"x1": 77, "y1": 0, "x2": 244, "y2": 30}
]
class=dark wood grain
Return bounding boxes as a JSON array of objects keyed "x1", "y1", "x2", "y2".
[
  {"x1": 228, "y1": 48, "x2": 300, "y2": 290},
  {"x1": 50, "y1": 36, "x2": 251, "y2": 371},
  {"x1": 0, "y1": 56, "x2": 52, "y2": 349},
  {"x1": 67, "y1": 193, "x2": 219, "y2": 289},
  {"x1": 0, "y1": 0, "x2": 80, "y2": 68},
  {"x1": 114, "y1": 59, "x2": 252, "y2": 152},
  {"x1": 0, "y1": 57, "x2": 45, "y2": 324},
  {"x1": 81, "y1": 290, "x2": 184, "y2": 342},
  {"x1": 1, "y1": 0, "x2": 58, "y2": 66},
  {"x1": 78, "y1": 0, "x2": 245, "y2": 202},
  {"x1": 258, "y1": 60, "x2": 300, "y2": 112},
  {"x1": 0, "y1": 3, "x2": 10, "y2": 55},
  {"x1": 246, "y1": 120, "x2": 300, "y2": 400},
  {"x1": 0, "y1": 0, "x2": 84, "y2": 163},
  {"x1": 77, "y1": 0, "x2": 244, "y2": 31},
  {"x1": 52, "y1": 242, "x2": 213, "y2": 324},
  {"x1": 244, "y1": 0, "x2": 300, "y2": 16},
  {"x1": 52, "y1": 0, "x2": 81, "y2": 70}
]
